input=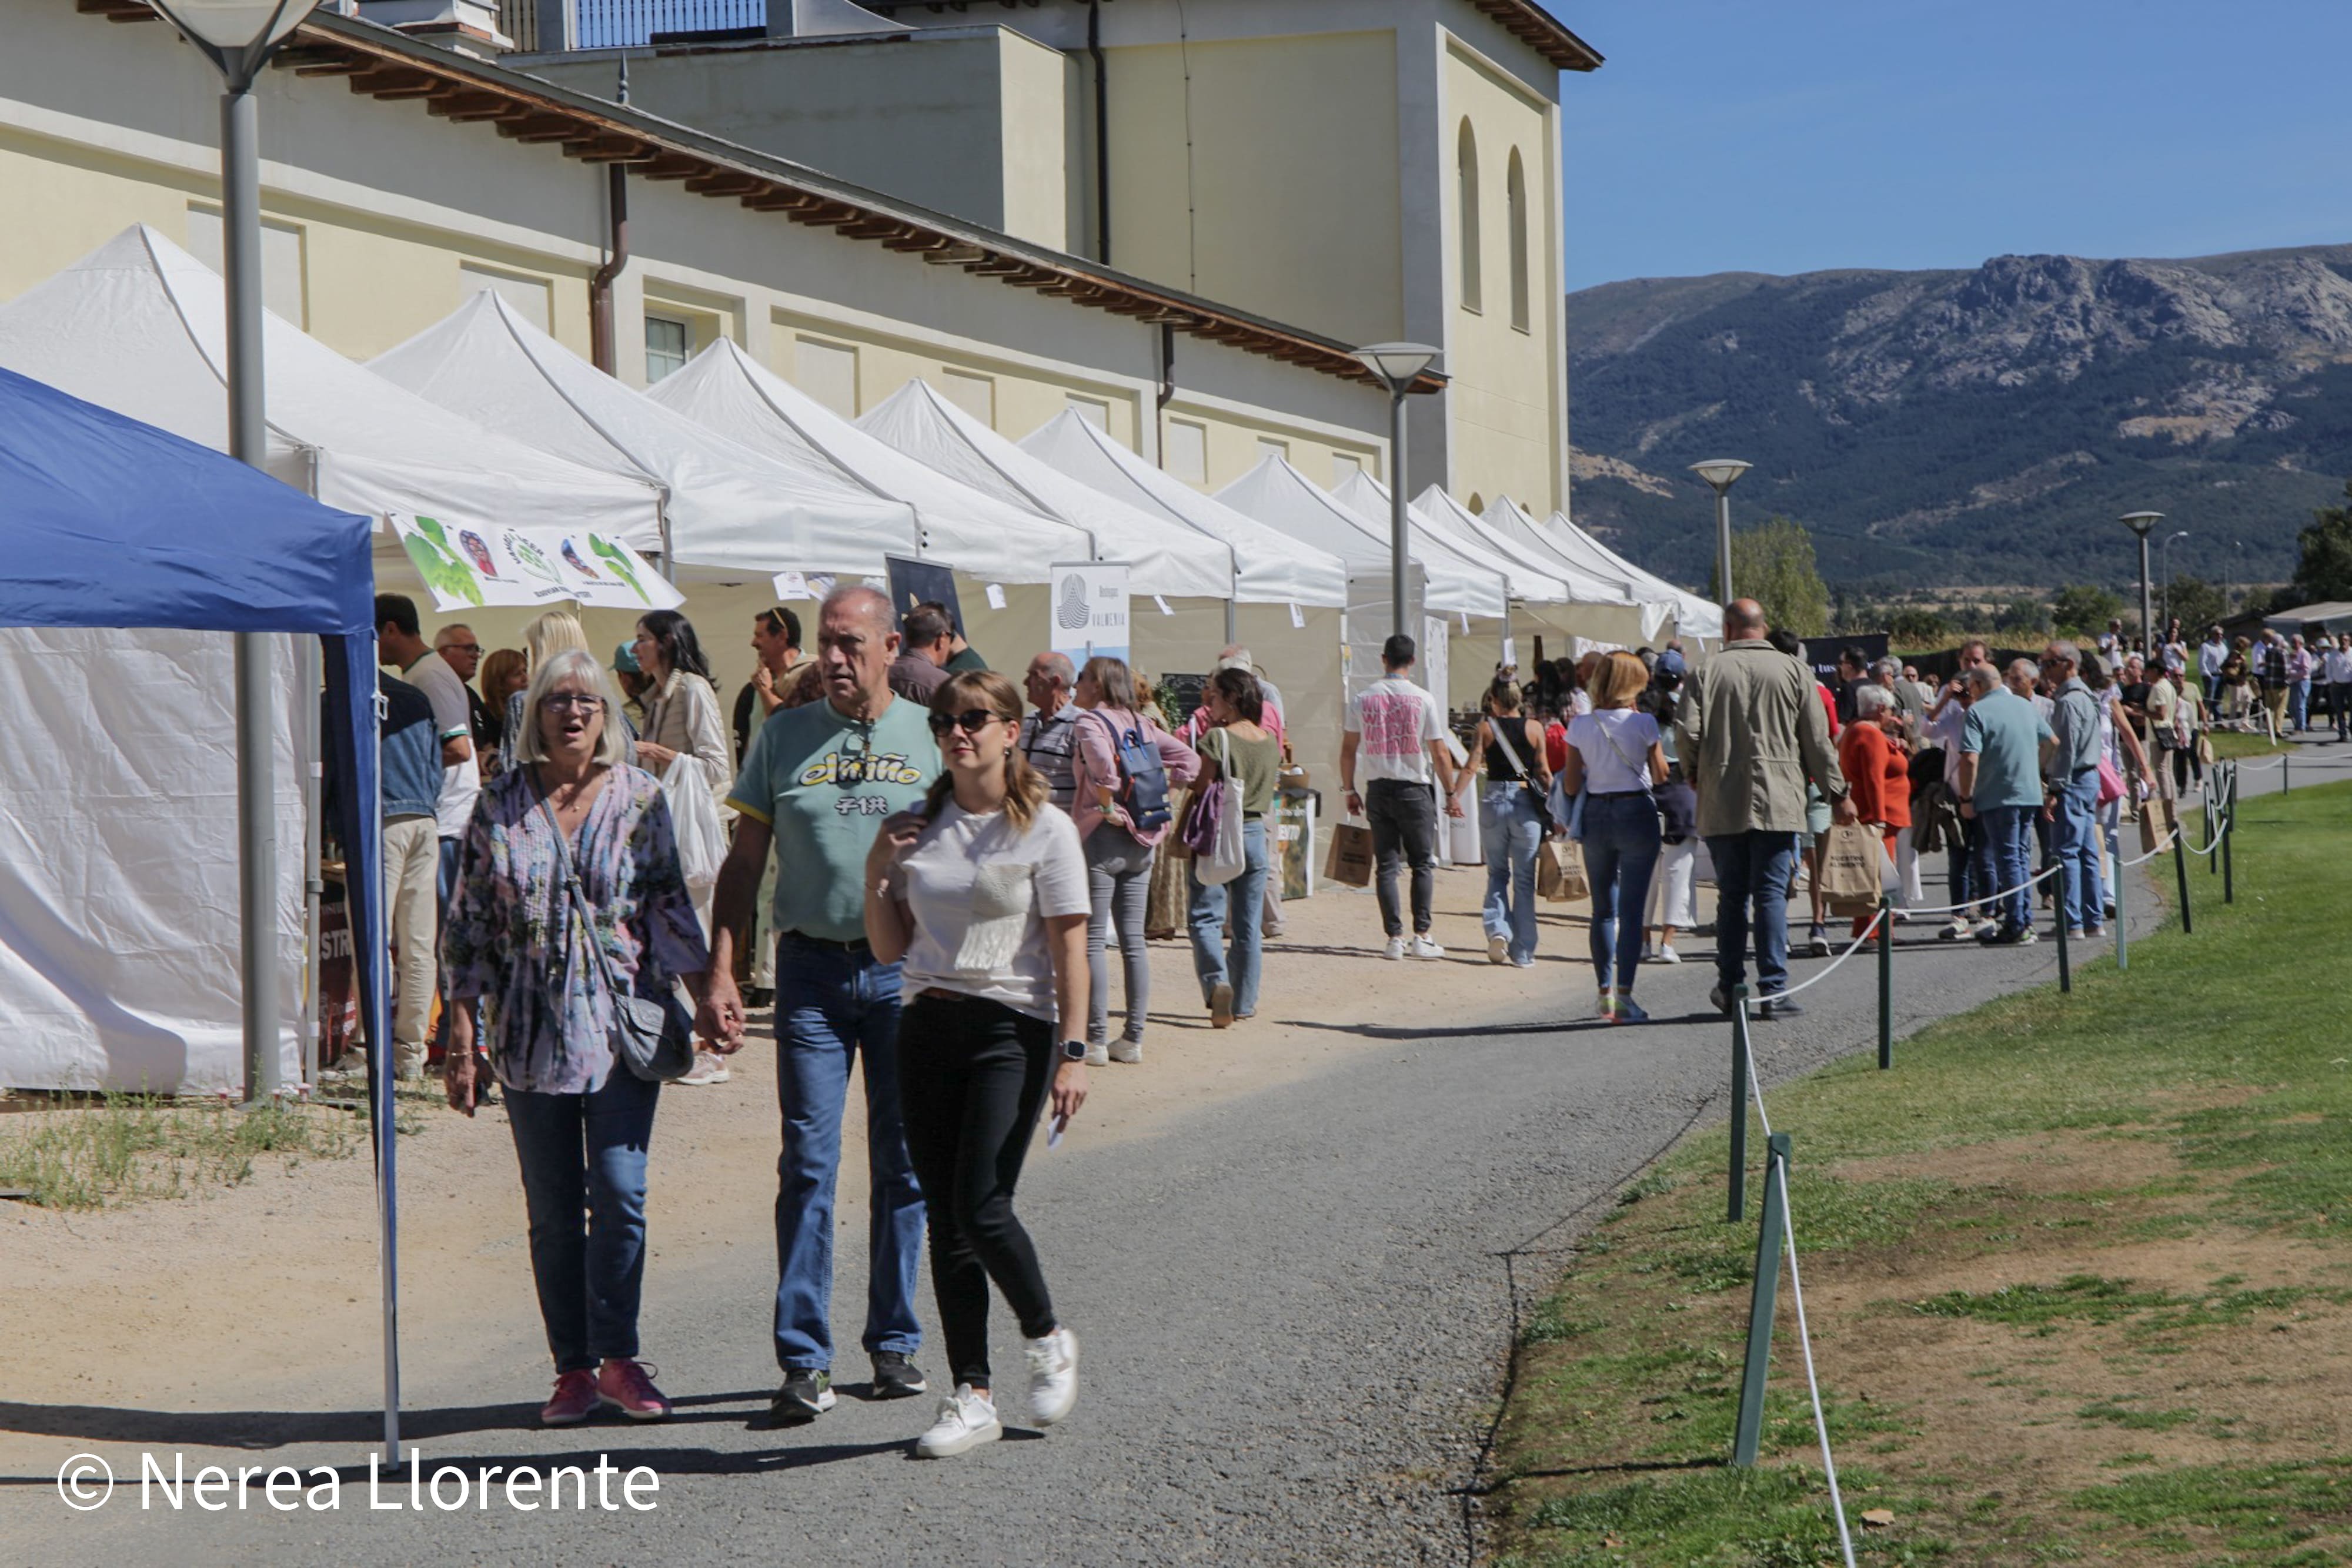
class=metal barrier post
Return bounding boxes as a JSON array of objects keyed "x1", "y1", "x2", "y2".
[
  {"x1": 1728, "y1": 988, "x2": 1752, "y2": 1224},
  {"x1": 1876, "y1": 896, "x2": 1893, "y2": 1069},
  {"x1": 2173, "y1": 819, "x2": 2193, "y2": 935},
  {"x1": 2222, "y1": 764, "x2": 2236, "y2": 905},
  {"x1": 2114, "y1": 829, "x2": 2129, "y2": 971},
  {"x1": 2283, "y1": 749, "x2": 2291, "y2": 794},
  {"x1": 2054, "y1": 872, "x2": 2072, "y2": 991},
  {"x1": 1732, "y1": 1131, "x2": 1793, "y2": 1468}
]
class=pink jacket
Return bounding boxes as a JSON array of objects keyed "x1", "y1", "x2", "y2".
[{"x1": 1071, "y1": 706, "x2": 1202, "y2": 845}]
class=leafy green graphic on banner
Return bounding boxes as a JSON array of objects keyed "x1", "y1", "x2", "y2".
[
  {"x1": 401, "y1": 516, "x2": 483, "y2": 607},
  {"x1": 589, "y1": 534, "x2": 653, "y2": 604}
]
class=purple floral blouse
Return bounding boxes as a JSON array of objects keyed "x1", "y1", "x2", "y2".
[{"x1": 442, "y1": 763, "x2": 709, "y2": 1095}]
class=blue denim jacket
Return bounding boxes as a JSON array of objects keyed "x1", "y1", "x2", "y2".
[{"x1": 380, "y1": 673, "x2": 443, "y2": 821}]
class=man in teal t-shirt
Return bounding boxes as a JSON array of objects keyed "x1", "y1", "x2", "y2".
[
  {"x1": 1956, "y1": 666, "x2": 2056, "y2": 944},
  {"x1": 704, "y1": 585, "x2": 938, "y2": 1423}
]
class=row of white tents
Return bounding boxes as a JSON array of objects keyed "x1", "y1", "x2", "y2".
[{"x1": 0, "y1": 224, "x2": 1716, "y2": 1093}]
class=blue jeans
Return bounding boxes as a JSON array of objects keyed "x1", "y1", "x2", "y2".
[
  {"x1": 506, "y1": 1066, "x2": 660, "y2": 1374},
  {"x1": 1480, "y1": 786, "x2": 1545, "y2": 964},
  {"x1": 1973, "y1": 804, "x2": 2036, "y2": 932},
  {"x1": 2290, "y1": 678, "x2": 2311, "y2": 731},
  {"x1": 1581, "y1": 794, "x2": 1662, "y2": 994},
  {"x1": 772, "y1": 934, "x2": 926, "y2": 1372},
  {"x1": 1189, "y1": 817, "x2": 1268, "y2": 1017},
  {"x1": 2052, "y1": 774, "x2": 2104, "y2": 931},
  {"x1": 1706, "y1": 830, "x2": 1800, "y2": 998}
]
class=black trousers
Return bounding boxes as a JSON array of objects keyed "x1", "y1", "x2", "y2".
[
  {"x1": 1365, "y1": 778, "x2": 1439, "y2": 937},
  {"x1": 897, "y1": 992, "x2": 1058, "y2": 1389}
]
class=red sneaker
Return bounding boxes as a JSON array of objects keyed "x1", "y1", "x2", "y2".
[
  {"x1": 541, "y1": 1369, "x2": 599, "y2": 1427},
  {"x1": 597, "y1": 1358, "x2": 672, "y2": 1421}
]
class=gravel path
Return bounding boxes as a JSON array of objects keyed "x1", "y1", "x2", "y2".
[{"x1": 8, "y1": 747, "x2": 2321, "y2": 1566}]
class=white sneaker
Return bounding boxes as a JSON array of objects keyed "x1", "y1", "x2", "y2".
[
  {"x1": 1940, "y1": 916, "x2": 1971, "y2": 941},
  {"x1": 1024, "y1": 1327, "x2": 1079, "y2": 1426},
  {"x1": 1656, "y1": 944, "x2": 1682, "y2": 965},
  {"x1": 1410, "y1": 935, "x2": 1445, "y2": 959},
  {"x1": 675, "y1": 1051, "x2": 730, "y2": 1086},
  {"x1": 1108, "y1": 1036, "x2": 1142, "y2": 1065},
  {"x1": 1384, "y1": 935, "x2": 1408, "y2": 961},
  {"x1": 1488, "y1": 933, "x2": 1510, "y2": 965},
  {"x1": 1081, "y1": 1040, "x2": 1109, "y2": 1067},
  {"x1": 1972, "y1": 918, "x2": 2000, "y2": 940},
  {"x1": 914, "y1": 1385, "x2": 1001, "y2": 1458}
]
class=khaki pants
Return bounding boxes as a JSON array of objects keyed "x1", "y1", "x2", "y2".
[{"x1": 383, "y1": 814, "x2": 439, "y2": 1079}]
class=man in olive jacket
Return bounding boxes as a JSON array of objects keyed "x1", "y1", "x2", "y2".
[{"x1": 1676, "y1": 600, "x2": 1855, "y2": 1019}]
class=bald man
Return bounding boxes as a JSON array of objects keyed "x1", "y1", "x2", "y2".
[{"x1": 705, "y1": 584, "x2": 937, "y2": 1422}]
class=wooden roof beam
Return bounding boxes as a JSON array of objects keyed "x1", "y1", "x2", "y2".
[
  {"x1": 500, "y1": 115, "x2": 587, "y2": 143},
  {"x1": 637, "y1": 153, "x2": 709, "y2": 181},
  {"x1": 346, "y1": 67, "x2": 444, "y2": 98},
  {"x1": 426, "y1": 89, "x2": 510, "y2": 120},
  {"x1": 683, "y1": 170, "x2": 769, "y2": 196},
  {"x1": 574, "y1": 137, "x2": 660, "y2": 164}
]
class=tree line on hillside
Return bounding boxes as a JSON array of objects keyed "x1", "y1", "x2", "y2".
[{"x1": 1708, "y1": 479, "x2": 2352, "y2": 647}]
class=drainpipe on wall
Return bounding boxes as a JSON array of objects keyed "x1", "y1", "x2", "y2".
[
  {"x1": 589, "y1": 61, "x2": 630, "y2": 375},
  {"x1": 1089, "y1": 0, "x2": 1110, "y2": 265}
]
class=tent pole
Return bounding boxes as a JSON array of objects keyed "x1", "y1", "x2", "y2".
[
  {"x1": 301, "y1": 638, "x2": 323, "y2": 1092},
  {"x1": 225, "y1": 78, "x2": 280, "y2": 1104}
]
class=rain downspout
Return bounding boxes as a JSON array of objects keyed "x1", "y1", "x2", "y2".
[
  {"x1": 1089, "y1": 0, "x2": 1110, "y2": 265},
  {"x1": 589, "y1": 61, "x2": 630, "y2": 377}
]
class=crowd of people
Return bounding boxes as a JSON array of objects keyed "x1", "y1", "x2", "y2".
[{"x1": 366, "y1": 581, "x2": 2320, "y2": 1458}]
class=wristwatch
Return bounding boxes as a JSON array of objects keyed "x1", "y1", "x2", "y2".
[{"x1": 1060, "y1": 1039, "x2": 1088, "y2": 1062}]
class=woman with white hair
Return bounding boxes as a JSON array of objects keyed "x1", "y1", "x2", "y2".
[
  {"x1": 1836, "y1": 681, "x2": 1911, "y2": 937},
  {"x1": 441, "y1": 647, "x2": 726, "y2": 1429}
]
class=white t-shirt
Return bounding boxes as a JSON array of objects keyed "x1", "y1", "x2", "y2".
[
  {"x1": 1566, "y1": 709, "x2": 1659, "y2": 794},
  {"x1": 1924, "y1": 700, "x2": 1970, "y2": 790},
  {"x1": 894, "y1": 800, "x2": 1090, "y2": 1022},
  {"x1": 1345, "y1": 675, "x2": 1445, "y2": 785},
  {"x1": 404, "y1": 650, "x2": 480, "y2": 840},
  {"x1": 2326, "y1": 648, "x2": 2352, "y2": 684}
]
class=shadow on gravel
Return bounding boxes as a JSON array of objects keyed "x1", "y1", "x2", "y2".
[{"x1": 0, "y1": 1390, "x2": 776, "y2": 1452}]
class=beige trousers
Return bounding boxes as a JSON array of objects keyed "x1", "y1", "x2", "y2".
[{"x1": 383, "y1": 814, "x2": 439, "y2": 1078}]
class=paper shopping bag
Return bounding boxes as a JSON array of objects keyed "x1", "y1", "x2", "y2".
[
  {"x1": 2139, "y1": 795, "x2": 2176, "y2": 856},
  {"x1": 1817, "y1": 821, "x2": 1885, "y2": 906},
  {"x1": 1537, "y1": 838, "x2": 1588, "y2": 902},
  {"x1": 1323, "y1": 821, "x2": 1374, "y2": 888}
]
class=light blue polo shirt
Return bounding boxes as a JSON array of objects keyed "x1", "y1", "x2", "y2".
[{"x1": 1961, "y1": 689, "x2": 2056, "y2": 812}]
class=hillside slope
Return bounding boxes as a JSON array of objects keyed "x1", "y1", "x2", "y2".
[{"x1": 1567, "y1": 245, "x2": 2352, "y2": 588}]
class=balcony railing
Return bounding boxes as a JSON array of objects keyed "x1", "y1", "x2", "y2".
[{"x1": 502, "y1": 0, "x2": 766, "y2": 52}]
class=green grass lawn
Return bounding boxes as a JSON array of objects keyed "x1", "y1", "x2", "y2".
[{"x1": 1486, "y1": 780, "x2": 2352, "y2": 1567}]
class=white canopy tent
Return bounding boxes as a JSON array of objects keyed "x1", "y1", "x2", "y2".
[
  {"x1": 1328, "y1": 470, "x2": 1571, "y2": 606},
  {"x1": 1214, "y1": 454, "x2": 1507, "y2": 618},
  {"x1": 1017, "y1": 410, "x2": 1349, "y2": 609},
  {"x1": 857, "y1": 381, "x2": 1234, "y2": 601},
  {"x1": 645, "y1": 339, "x2": 1092, "y2": 581},
  {"x1": 1411, "y1": 485, "x2": 1636, "y2": 610},
  {"x1": 372, "y1": 292, "x2": 917, "y2": 577},
  {"x1": 1482, "y1": 494, "x2": 1715, "y2": 643},
  {"x1": 0, "y1": 225, "x2": 663, "y2": 1094}
]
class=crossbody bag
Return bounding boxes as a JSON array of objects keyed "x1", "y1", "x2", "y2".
[{"x1": 537, "y1": 783, "x2": 694, "y2": 1084}]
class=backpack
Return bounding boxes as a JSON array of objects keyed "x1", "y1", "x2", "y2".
[{"x1": 1088, "y1": 710, "x2": 1171, "y2": 833}]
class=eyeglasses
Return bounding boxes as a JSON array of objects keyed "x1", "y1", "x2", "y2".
[
  {"x1": 543, "y1": 693, "x2": 606, "y2": 713},
  {"x1": 928, "y1": 709, "x2": 1001, "y2": 737},
  {"x1": 443, "y1": 642, "x2": 482, "y2": 656}
]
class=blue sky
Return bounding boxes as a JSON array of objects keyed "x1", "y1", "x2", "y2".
[{"x1": 1555, "y1": 0, "x2": 2352, "y2": 289}]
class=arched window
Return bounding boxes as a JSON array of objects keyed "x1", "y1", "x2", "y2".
[
  {"x1": 1457, "y1": 119, "x2": 1482, "y2": 313},
  {"x1": 1506, "y1": 148, "x2": 1530, "y2": 332}
]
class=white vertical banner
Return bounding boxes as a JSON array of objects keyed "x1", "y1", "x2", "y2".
[{"x1": 1050, "y1": 561, "x2": 1130, "y2": 666}]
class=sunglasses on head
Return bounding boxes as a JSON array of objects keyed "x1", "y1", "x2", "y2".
[{"x1": 928, "y1": 708, "x2": 1001, "y2": 738}]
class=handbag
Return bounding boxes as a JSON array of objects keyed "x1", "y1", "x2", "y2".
[
  {"x1": 538, "y1": 786, "x2": 694, "y2": 1084},
  {"x1": 660, "y1": 754, "x2": 726, "y2": 892},
  {"x1": 2095, "y1": 755, "x2": 2126, "y2": 808},
  {"x1": 1192, "y1": 730, "x2": 1250, "y2": 887},
  {"x1": 1484, "y1": 713, "x2": 1542, "y2": 803}
]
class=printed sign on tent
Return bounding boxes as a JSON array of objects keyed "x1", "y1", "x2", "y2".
[
  {"x1": 1049, "y1": 561, "x2": 1129, "y2": 665},
  {"x1": 392, "y1": 514, "x2": 682, "y2": 612}
]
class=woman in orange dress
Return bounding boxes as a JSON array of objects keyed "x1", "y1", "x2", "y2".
[{"x1": 1835, "y1": 683, "x2": 1911, "y2": 937}]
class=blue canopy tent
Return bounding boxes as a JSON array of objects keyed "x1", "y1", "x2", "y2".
[{"x1": 0, "y1": 365, "x2": 403, "y2": 1453}]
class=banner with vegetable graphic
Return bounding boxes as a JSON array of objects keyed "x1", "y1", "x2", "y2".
[{"x1": 392, "y1": 514, "x2": 683, "y2": 612}]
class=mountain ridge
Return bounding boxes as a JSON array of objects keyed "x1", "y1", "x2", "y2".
[{"x1": 1565, "y1": 242, "x2": 2352, "y2": 590}]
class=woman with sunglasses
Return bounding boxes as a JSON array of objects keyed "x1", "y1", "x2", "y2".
[{"x1": 864, "y1": 671, "x2": 1091, "y2": 1458}]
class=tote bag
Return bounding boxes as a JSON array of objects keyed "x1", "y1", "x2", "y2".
[{"x1": 1191, "y1": 730, "x2": 1250, "y2": 887}]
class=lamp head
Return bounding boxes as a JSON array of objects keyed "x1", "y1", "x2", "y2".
[
  {"x1": 2119, "y1": 510, "x2": 2164, "y2": 539},
  {"x1": 1689, "y1": 459, "x2": 1752, "y2": 493},
  {"x1": 1351, "y1": 342, "x2": 1442, "y2": 392},
  {"x1": 151, "y1": 0, "x2": 323, "y2": 81}
]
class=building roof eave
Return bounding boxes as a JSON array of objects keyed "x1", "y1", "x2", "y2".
[{"x1": 73, "y1": 0, "x2": 1444, "y2": 394}]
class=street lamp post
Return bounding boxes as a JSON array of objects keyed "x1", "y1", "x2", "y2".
[
  {"x1": 2160, "y1": 529, "x2": 2189, "y2": 636},
  {"x1": 150, "y1": 0, "x2": 326, "y2": 1104},
  {"x1": 1351, "y1": 342, "x2": 1444, "y2": 642},
  {"x1": 1690, "y1": 459, "x2": 1752, "y2": 603},
  {"x1": 2120, "y1": 512, "x2": 2163, "y2": 658}
]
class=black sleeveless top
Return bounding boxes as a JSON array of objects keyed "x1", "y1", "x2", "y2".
[{"x1": 1484, "y1": 716, "x2": 1539, "y2": 781}]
